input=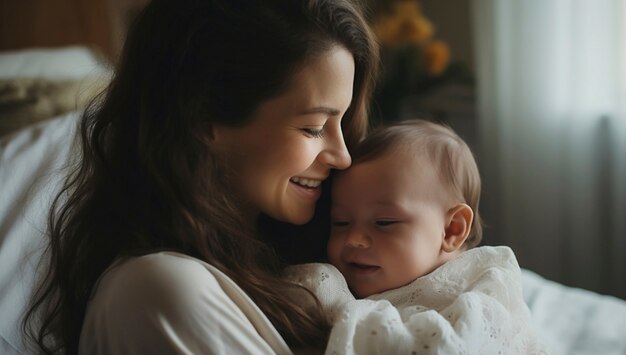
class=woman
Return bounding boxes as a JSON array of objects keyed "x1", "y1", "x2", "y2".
[{"x1": 23, "y1": 0, "x2": 379, "y2": 353}]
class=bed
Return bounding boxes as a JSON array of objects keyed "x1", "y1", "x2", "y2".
[{"x1": 1, "y1": 47, "x2": 626, "y2": 355}]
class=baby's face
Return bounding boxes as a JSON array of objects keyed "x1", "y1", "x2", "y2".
[{"x1": 328, "y1": 151, "x2": 450, "y2": 298}]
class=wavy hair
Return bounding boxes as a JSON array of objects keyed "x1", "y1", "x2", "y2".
[{"x1": 23, "y1": 0, "x2": 379, "y2": 353}]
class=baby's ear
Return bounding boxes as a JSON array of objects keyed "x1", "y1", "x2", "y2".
[{"x1": 442, "y1": 204, "x2": 473, "y2": 253}]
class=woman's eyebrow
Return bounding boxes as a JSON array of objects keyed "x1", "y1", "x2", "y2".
[{"x1": 301, "y1": 106, "x2": 341, "y2": 116}]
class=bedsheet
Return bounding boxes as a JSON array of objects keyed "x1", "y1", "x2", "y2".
[
  {"x1": 0, "y1": 112, "x2": 77, "y2": 354},
  {"x1": 521, "y1": 268, "x2": 626, "y2": 355}
]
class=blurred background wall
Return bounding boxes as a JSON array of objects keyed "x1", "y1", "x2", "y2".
[
  {"x1": 368, "y1": 0, "x2": 625, "y2": 300},
  {"x1": 0, "y1": 0, "x2": 149, "y2": 63}
]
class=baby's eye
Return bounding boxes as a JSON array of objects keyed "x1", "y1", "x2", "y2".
[
  {"x1": 332, "y1": 220, "x2": 349, "y2": 227},
  {"x1": 375, "y1": 220, "x2": 398, "y2": 227},
  {"x1": 301, "y1": 127, "x2": 324, "y2": 138}
]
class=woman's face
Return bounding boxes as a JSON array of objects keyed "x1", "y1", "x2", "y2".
[{"x1": 212, "y1": 45, "x2": 355, "y2": 224}]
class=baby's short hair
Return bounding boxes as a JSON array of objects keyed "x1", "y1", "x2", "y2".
[{"x1": 350, "y1": 119, "x2": 483, "y2": 248}]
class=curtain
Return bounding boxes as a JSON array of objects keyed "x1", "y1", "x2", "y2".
[{"x1": 472, "y1": 0, "x2": 626, "y2": 299}]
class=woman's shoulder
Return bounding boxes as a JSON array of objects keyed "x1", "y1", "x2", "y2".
[
  {"x1": 100, "y1": 252, "x2": 221, "y2": 299},
  {"x1": 80, "y1": 252, "x2": 289, "y2": 354},
  {"x1": 84, "y1": 252, "x2": 231, "y2": 329}
]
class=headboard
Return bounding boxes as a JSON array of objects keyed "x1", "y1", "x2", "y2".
[{"x1": 0, "y1": 0, "x2": 149, "y2": 63}]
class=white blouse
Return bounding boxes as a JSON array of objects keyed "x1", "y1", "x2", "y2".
[{"x1": 79, "y1": 252, "x2": 292, "y2": 354}]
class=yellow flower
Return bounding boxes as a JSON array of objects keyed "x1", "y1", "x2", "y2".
[
  {"x1": 372, "y1": 1, "x2": 450, "y2": 76},
  {"x1": 400, "y1": 14, "x2": 434, "y2": 45},
  {"x1": 423, "y1": 40, "x2": 450, "y2": 76},
  {"x1": 373, "y1": 0, "x2": 435, "y2": 46},
  {"x1": 373, "y1": 16, "x2": 403, "y2": 45},
  {"x1": 393, "y1": 0, "x2": 421, "y2": 20}
]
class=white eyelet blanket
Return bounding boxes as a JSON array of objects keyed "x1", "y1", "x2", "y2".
[{"x1": 285, "y1": 246, "x2": 547, "y2": 355}]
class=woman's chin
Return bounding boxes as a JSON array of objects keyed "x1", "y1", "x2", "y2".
[
  {"x1": 276, "y1": 205, "x2": 316, "y2": 225},
  {"x1": 285, "y1": 211, "x2": 315, "y2": 225}
]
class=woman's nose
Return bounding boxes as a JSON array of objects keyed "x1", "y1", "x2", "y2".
[
  {"x1": 345, "y1": 228, "x2": 370, "y2": 248},
  {"x1": 319, "y1": 127, "x2": 352, "y2": 170}
]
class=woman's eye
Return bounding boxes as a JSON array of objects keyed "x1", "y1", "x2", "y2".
[
  {"x1": 301, "y1": 127, "x2": 325, "y2": 138},
  {"x1": 375, "y1": 220, "x2": 398, "y2": 227}
]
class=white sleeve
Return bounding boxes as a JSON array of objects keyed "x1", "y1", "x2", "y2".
[
  {"x1": 283, "y1": 263, "x2": 355, "y2": 323},
  {"x1": 79, "y1": 252, "x2": 292, "y2": 355},
  {"x1": 326, "y1": 291, "x2": 546, "y2": 355},
  {"x1": 324, "y1": 247, "x2": 547, "y2": 355}
]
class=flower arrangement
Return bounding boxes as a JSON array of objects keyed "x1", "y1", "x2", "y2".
[
  {"x1": 367, "y1": 0, "x2": 453, "y2": 122},
  {"x1": 372, "y1": 0, "x2": 450, "y2": 76}
]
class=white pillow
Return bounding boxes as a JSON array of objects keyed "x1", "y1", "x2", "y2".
[{"x1": 0, "y1": 46, "x2": 110, "y2": 79}]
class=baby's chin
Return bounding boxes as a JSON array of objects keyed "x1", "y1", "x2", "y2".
[{"x1": 351, "y1": 285, "x2": 391, "y2": 299}]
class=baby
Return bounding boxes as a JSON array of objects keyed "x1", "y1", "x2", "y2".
[
  {"x1": 285, "y1": 119, "x2": 546, "y2": 354},
  {"x1": 327, "y1": 118, "x2": 482, "y2": 299}
]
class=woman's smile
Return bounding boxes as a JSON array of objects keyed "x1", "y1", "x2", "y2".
[
  {"x1": 289, "y1": 177, "x2": 323, "y2": 201},
  {"x1": 289, "y1": 176, "x2": 323, "y2": 188}
]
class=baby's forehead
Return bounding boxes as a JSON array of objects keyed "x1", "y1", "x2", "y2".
[
  {"x1": 335, "y1": 144, "x2": 447, "y2": 193},
  {"x1": 355, "y1": 144, "x2": 434, "y2": 170},
  {"x1": 335, "y1": 148, "x2": 438, "y2": 189}
]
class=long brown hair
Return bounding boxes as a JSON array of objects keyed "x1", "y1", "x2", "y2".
[{"x1": 23, "y1": 0, "x2": 379, "y2": 353}]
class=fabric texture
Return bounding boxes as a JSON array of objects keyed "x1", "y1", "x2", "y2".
[
  {"x1": 285, "y1": 246, "x2": 546, "y2": 355},
  {"x1": 79, "y1": 252, "x2": 292, "y2": 355}
]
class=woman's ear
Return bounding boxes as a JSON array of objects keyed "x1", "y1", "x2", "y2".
[{"x1": 442, "y1": 203, "x2": 474, "y2": 253}]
